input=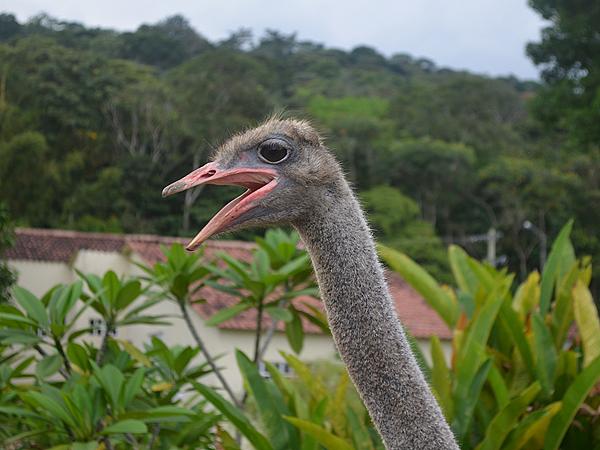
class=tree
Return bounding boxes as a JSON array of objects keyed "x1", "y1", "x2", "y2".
[
  {"x1": 361, "y1": 186, "x2": 449, "y2": 282},
  {"x1": 0, "y1": 132, "x2": 52, "y2": 225},
  {"x1": 119, "y1": 15, "x2": 211, "y2": 70},
  {"x1": 527, "y1": 0, "x2": 600, "y2": 149},
  {"x1": 384, "y1": 138, "x2": 476, "y2": 229},
  {"x1": 167, "y1": 48, "x2": 273, "y2": 233},
  {"x1": 0, "y1": 13, "x2": 21, "y2": 41},
  {"x1": 478, "y1": 156, "x2": 579, "y2": 278},
  {"x1": 389, "y1": 75, "x2": 529, "y2": 162},
  {"x1": 0, "y1": 203, "x2": 15, "y2": 303}
]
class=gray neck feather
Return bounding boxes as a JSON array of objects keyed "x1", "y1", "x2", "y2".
[{"x1": 295, "y1": 182, "x2": 458, "y2": 450}]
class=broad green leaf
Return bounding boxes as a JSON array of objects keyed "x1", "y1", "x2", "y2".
[
  {"x1": 103, "y1": 270, "x2": 120, "y2": 307},
  {"x1": 448, "y1": 245, "x2": 479, "y2": 296},
  {"x1": 12, "y1": 286, "x2": 49, "y2": 327},
  {"x1": 118, "y1": 339, "x2": 152, "y2": 367},
  {"x1": 101, "y1": 419, "x2": 148, "y2": 434},
  {"x1": 122, "y1": 367, "x2": 145, "y2": 406},
  {"x1": 128, "y1": 405, "x2": 197, "y2": 423},
  {"x1": 503, "y1": 402, "x2": 561, "y2": 450},
  {"x1": 430, "y1": 335, "x2": 452, "y2": 419},
  {"x1": 275, "y1": 254, "x2": 311, "y2": 278},
  {"x1": 93, "y1": 363, "x2": 124, "y2": 411},
  {"x1": 236, "y1": 350, "x2": 294, "y2": 450},
  {"x1": 346, "y1": 407, "x2": 375, "y2": 450},
  {"x1": 329, "y1": 371, "x2": 349, "y2": 436},
  {"x1": 22, "y1": 390, "x2": 77, "y2": 428},
  {"x1": 487, "y1": 365, "x2": 509, "y2": 410},
  {"x1": 284, "y1": 416, "x2": 354, "y2": 450},
  {"x1": 512, "y1": 271, "x2": 540, "y2": 318},
  {"x1": 498, "y1": 301, "x2": 535, "y2": 378},
  {"x1": 217, "y1": 425, "x2": 242, "y2": 450},
  {"x1": 205, "y1": 302, "x2": 252, "y2": 326},
  {"x1": 572, "y1": 280, "x2": 600, "y2": 367},
  {"x1": 453, "y1": 358, "x2": 492, "y2": 442},
  {"x1": 254, "y1": 249, "x2": 271, "y2": 280},
  {"x1": 280, "y1": 287, "x2": 320, "y2": 300},
  {"x1": 544, "y1": 355, "x2": 600, "y2": 450},
  {"x1": 475, "y1": 382, "x2": 540, "y2": 450},
  {"x1": 281, "y1": 352, "x2": 327, "y2": 401},
  {"x1": 532, "y1": 313, "x2": 557, "y2": 398},
  {"x1": 0, "y1": 405, "x2": 50, "y2": 420},
  {"x1": 455, "y1": 285, "x2": 505, "y2": 382},
  {"x1": 378, "y1": 245, "x2": 458, "y2": 327},
  {"x1": 285, "y1": 309, "x2": 304, "y2": 353},
  {"x1": 36, "y1": 354, "x2": 63, "y2": 379},
  {"x1": 115, "y1": 280, "x2": 141, "y2": 310},
  {"x1": 193, "y1": 382, "x2": 274, "y2": 450},
  {"x1": 551, "y1": 263, "x2": 579, "y2": 348},
  {"x1": 0, "y1": 312, "x2": 38, "y2": 327},
  {"x1": 298, "y1": 305, "x2": 330, "y2": 335},
  {"x1": 266, "y1": 305, "x2": 293, "y2": 322},
  {"x1": 0, "y1": 328, "x2": 42, "y2": 344},
  {"x1": 540, "y1": 220, "x2": 574, "y2": 314}
]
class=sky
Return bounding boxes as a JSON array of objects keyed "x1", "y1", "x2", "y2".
[{"x1": 5, "y1": 0, "x2": 548, "y2": 79}]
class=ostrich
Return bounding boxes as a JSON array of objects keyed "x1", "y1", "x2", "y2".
[{"x1": 163, "y1": 118, "x2": 459, "y2": 450}]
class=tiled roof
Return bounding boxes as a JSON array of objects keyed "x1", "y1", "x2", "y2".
[{"x1": 5, "y1": 228, "x2": 451, "y2": 339}]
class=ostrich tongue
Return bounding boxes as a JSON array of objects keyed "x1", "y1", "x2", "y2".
[{"x1": 162, "y1": 162, "x2": 278, "y2": 250}]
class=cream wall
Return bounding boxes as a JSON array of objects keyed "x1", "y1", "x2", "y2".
[{"x1": 8, "y1": 251, "x2": 450, "y2": 393}]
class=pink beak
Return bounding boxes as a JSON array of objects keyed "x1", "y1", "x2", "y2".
[{"x1": 162, "y1": 162, "x2": 278, "y2": 251}]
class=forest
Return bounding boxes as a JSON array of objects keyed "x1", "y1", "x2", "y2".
[{"x1": 0, "y1": 2, "x2": 598, "y2": 294}]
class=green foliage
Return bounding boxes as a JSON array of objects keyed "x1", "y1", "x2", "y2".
[
  {"x1": 204, "y1": 229, "x2": 323, "y2": 356},
  {"x1": 527, "y1": 0, "x2": 600, "y2": 150},
  {"x1": 0, "y1": 272, "x2": 218, "y2": 448},
  {"x1": 0, "y1": 203, "x2": 15, "y2": 303},
  {"x1": 200, "y1": 350, "x2": 384, "y2": 450},
  {"x1": 0, "y1": 12, "x2": 598, "y2": 296},
  {"x1": 380, "y1": 221, "x2": 600, "y2": 449},
  {"x1": 363, "y1": 186, "x2": 450, "y2": 282}
]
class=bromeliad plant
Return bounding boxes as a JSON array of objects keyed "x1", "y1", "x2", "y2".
[
  {"x1": 195, "y1": 349, "x2": 385, "y2": 450},
  {"x1": 379, "y1": 220, "x2": 600, "y2": 450}
]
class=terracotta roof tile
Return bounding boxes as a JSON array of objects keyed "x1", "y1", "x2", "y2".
[{"x1": 5, "y1": 228, "x2": 451, "y2": 339}]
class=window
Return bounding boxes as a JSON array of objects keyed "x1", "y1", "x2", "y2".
[
  {"x1": 89, "y1": 318, "x2": 116, "y2": 337},
  {"x1": 258, "y1": 361, "x2": 293, "y2": 379}
]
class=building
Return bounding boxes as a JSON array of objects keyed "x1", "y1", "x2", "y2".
[{"x1": 5, "y1": 228, "x2": 451, "y2": 392}]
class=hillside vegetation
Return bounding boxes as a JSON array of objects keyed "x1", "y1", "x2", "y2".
[{"x1": 0, "y1": 9, "x2": 598, "y2": 291}]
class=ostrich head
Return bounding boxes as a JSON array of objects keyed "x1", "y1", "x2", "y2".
[{"x1": 163, "y1": 118, "x2": 342, "y2": 251}]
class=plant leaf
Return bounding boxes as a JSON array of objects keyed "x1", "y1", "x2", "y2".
[
  {"x1": 540, "y1": 220, "x2": 574, "y2": 315},
  {"x1": 12, "y1": 286, "x2": 49, "y2": 327},
  {"x1": 101, "y1": 419, "x2": 148, "y2": 434},
  {"x1": 378, "y1": 245, "x2": 458, "y2": 327},
  {"x1": 283, "y1": 416, "x2": 354, "y2": 450},
  {"x1": 572, "y1": 280, "x2": 600, "y2": 367},
  {"x1": 205, "y1": 302, "x2": 252, "y2": 326},
  {"x1": 476, "y1": 382, "x2": 541, "y2": 450},
  {"x1": 193, "y1": 382, "x2": 274, "y2": 450},
  {"x1": 543, "y1": 355, "x2": 600, "y2": 450}
]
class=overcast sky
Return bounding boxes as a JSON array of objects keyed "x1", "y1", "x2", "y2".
[{"x1": 5, "y1": 0, "x2": 547, "y2": 79}]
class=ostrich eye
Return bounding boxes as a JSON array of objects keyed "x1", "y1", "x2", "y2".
[{"x1": 257, "y1": 140, "x2": 289, "y2": 164}]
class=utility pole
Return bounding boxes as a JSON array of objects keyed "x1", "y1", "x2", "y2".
[
  {"x1": 486, "y1": 228, "x2": 498, "y2": 265},
  {"x1": 444, "y1": 228, "x2": 503, "y2": 267}
]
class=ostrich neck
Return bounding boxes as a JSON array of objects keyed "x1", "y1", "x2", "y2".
[{"x1": 295, "y1": 185, "x2": 458, "y2": 450}]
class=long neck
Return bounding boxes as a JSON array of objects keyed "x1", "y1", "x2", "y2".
[{"x1": 295, "y1": 184, "x2": 458, "y2": 450}]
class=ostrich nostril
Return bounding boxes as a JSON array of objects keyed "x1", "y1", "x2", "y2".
[{"x1": 202, "y1": 170, "x2": 216, "y2": 178}]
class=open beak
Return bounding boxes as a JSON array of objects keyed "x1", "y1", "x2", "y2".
[{"x1": 162, "y1": 162, "x2": 278, "y2": 251}]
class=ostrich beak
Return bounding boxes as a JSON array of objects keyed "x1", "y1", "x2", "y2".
[{"x1": 162, "y1": 162, "x2": 278, "y2": 251}]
